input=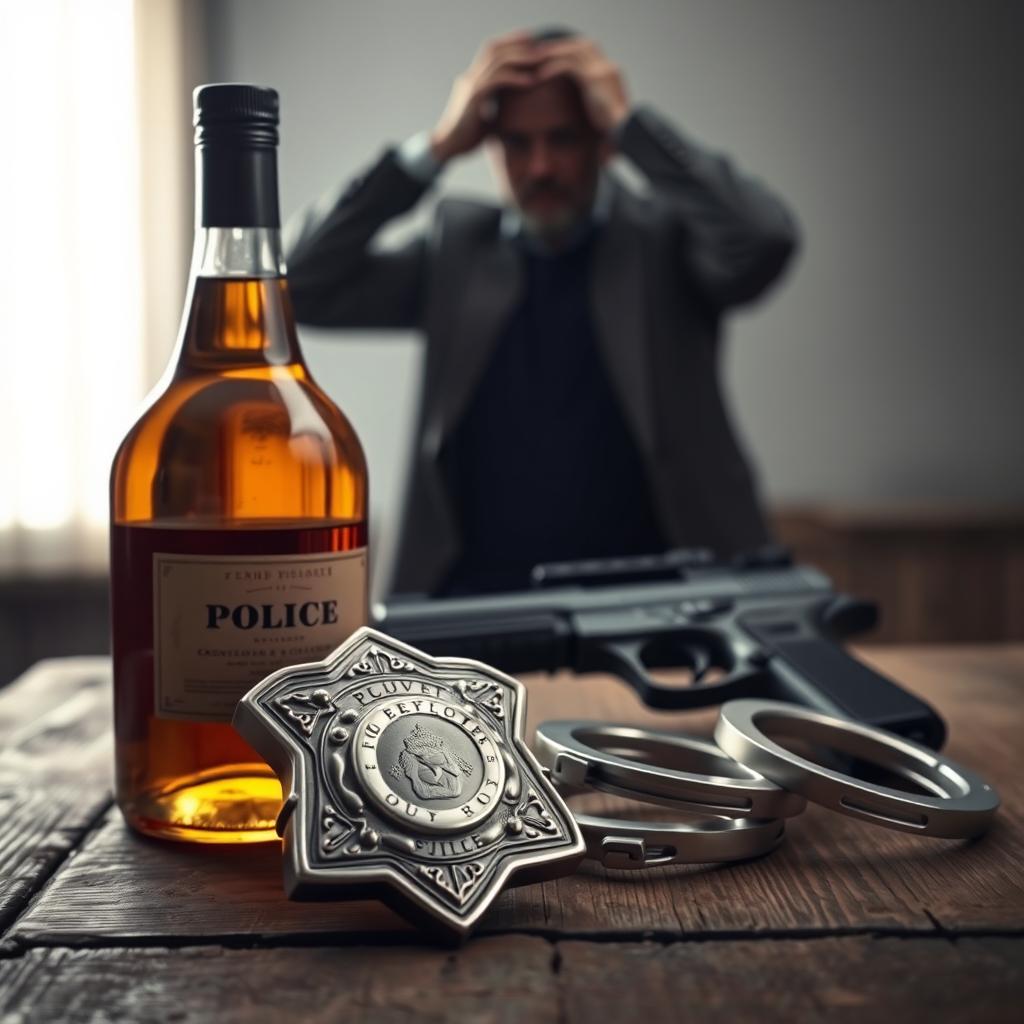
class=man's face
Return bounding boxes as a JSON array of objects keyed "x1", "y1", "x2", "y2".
[{"x1": 487, "y1": 77, "x2": 607, "y2": 242}]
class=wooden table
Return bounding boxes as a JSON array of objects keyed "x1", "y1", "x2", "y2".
[{"x1": 1, "y1": 647, "x2": 1022, "y2": 1022}]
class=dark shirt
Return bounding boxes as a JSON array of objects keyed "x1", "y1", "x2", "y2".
[{"x1": 439, "y1": 225, "x2": 666, "y2": 595}]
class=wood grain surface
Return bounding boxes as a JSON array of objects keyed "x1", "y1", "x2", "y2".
[
  {"x1": 0, "y1": 647, "x2": 1021, "y2": 1021},
  {"x1": 1, "y1": 936, "x2": 1022, "y2": 1024},
  {"x1": 0, "y1": 659, "x2": 112, "y2": 935}
]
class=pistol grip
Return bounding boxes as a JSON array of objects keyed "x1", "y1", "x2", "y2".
[{"x1": 739, "y1": 608, "x2": 947, "y2": 749}]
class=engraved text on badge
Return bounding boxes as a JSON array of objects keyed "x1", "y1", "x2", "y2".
[{"x1": 352, "y1": 697, "x2": 506, "y2": 834}]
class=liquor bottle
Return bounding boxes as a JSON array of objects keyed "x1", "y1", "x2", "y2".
[{"x1": 110, "y1": 84, "x2": 368, "y2": 843}]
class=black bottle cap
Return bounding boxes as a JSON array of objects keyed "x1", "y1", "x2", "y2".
[
  {"x1": 192, "y1": 84, "x2": 281, "y2": 226},
  {"x1": 193, "y1": 83, "x2": 279, "y2": 147}
]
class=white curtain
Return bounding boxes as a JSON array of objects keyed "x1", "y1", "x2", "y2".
[{"x1": 0, "y1": 0, "x2": 200, "y2": 575}]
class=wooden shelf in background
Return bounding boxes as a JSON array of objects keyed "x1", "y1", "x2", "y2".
[{"x1": 772, "y1": 504, "x2": 1024, "y2": 643}]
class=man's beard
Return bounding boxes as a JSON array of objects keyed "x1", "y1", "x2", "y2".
[
  {"x1": 520, "y1": 203, "x2": 585, "y2": 243},
  {"x1": 517, "y1": 179, "x2": 593, "y2": 245}
]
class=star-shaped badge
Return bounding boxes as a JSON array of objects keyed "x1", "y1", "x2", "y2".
[{"x1": 233, "y1": 626, "x2": 585, "y2": 939}]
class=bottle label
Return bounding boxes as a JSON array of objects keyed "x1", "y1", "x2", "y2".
[{"x1": 153, "y1": 547, "x2": 368, "y2": 722}]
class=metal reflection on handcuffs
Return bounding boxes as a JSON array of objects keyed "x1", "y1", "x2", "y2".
[
  {"x1": 714, "y1": 699, "x2": 1000, "y2": 839},
  {"x1": 535, "y1": 721, "x2": 806, "y2": 819},
  {"x1": 534, "y1": 703, "x2": 1000, "y2": 875},
  {"x1": 532, "y1": 721, "x2": 797, "y2": 869},
  {"x1": 233, "y1": 630, "x2": 1001, "y2": 938}
]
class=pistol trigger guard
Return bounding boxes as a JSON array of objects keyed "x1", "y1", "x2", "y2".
[
  {"x1": 596, "y1": 639, "x2": 648, "y2": 689},
  {"x1": 589, "y1": 639, "x2": 718, "y2": 711},
  {"x1": 584, "y1": 639, "x2": 659, "y2": 706}
]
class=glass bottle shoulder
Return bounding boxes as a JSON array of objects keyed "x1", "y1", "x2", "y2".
[{"x1": 111, "y1": 363, "x2": 367, "y2": 523}]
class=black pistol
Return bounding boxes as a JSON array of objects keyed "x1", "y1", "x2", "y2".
[{"x1": 375, "y1": 547, "x2": 946, "y2": 749}]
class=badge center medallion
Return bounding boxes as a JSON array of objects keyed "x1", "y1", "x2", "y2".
[{"x1": 352, "y1": 696, "x2": 506, "y2": 834}]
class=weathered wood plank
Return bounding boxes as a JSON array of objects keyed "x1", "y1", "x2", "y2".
[
  {"x1": 0, "y1": 656, "x2": 110, "y2": 745},
  {"x1": 4, "y1": 811, "x2": 407, "y2": 944},
  {"x1": 0, "y1": 936, "x2": 1021, "y2": 1024},
  {"x1": 849, "y1": 645, "x2": 1024, "y2": 930},
  {"x1": 0, "y1": 658, "x2": 113, "y2": 934},
  {"x1": 5, "y1": 647, "x2": 1021, "y2": 946},
  {"x1": 0, "y1": 935, "x2": 559, "y2": 1024},
  {"x1": 555, "y1": 936, "x2": 1024, "y2": 1023}
]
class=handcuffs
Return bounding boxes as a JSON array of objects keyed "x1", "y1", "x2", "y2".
[
  {"x1": 233, "y1": 629, "x2": 1001, "y2": 939},
  {"x1": 534, "y1": 702, "x2": 998, "y2": 872}
]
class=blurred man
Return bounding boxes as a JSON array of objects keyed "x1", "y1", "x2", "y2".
[{"x1": 286, "y1": 28, "x2": 799, "y2": 595}]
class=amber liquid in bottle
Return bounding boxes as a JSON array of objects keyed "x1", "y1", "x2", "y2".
[{"x1": 110, "y1": 87, "x2": 368, "y2": 843}]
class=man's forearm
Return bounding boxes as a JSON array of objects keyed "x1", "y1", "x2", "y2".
[
  {"x1": 283, "y1": 147, "x2": 432, "y2": 329},
  {"x1": 285, "y1": 145, "x2": 431, "y2": 282}
]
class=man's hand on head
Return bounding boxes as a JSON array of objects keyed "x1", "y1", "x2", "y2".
[
  {"x1": 429, "y1": 30, "x2": 547, "y2": 164},
  {"x1": 533, "y1": 37, "x2": 630, "y2": 138}
]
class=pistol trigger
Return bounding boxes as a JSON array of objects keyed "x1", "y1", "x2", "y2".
[{"x1": 688, "y1": 644, "x2": 712, "y2": 681}]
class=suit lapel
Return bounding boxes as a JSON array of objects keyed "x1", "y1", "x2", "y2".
[{"x1": 590, "y1": 186, "x2": 659, "y2": 460}]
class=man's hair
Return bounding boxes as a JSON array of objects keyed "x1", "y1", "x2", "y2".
[
  {"x1": 490, "y1": 25, "x2": 586, "y2": 126},
  {"x1": 530, "y1": 25, "x2": 578, "y2": 43}
]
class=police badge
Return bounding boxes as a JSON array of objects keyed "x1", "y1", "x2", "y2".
[{"x1": 232, "y1": 626, "x2": 585, "y2": 938}]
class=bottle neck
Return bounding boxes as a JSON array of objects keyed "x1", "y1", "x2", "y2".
[
  {"x1": 170, "y1": 144, "x2": 302, "y2": 372},
  {"x1": 196, "y1": 142, "x2": 280, "y2": 229},
  {"x1": 191, "y1": 140, "x2": 285, "y2": 278},
  {"x1": 191, "y1": 226, "x2": 286, "y2": 279}
]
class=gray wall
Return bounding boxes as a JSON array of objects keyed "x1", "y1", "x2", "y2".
[{"x1": 205, "y1": 0, "x2": 1024, "y2": 596}]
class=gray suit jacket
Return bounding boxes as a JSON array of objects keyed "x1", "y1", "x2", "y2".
[{"x1": 285, "y1": 104, "x2": 800, "y2": 594}]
